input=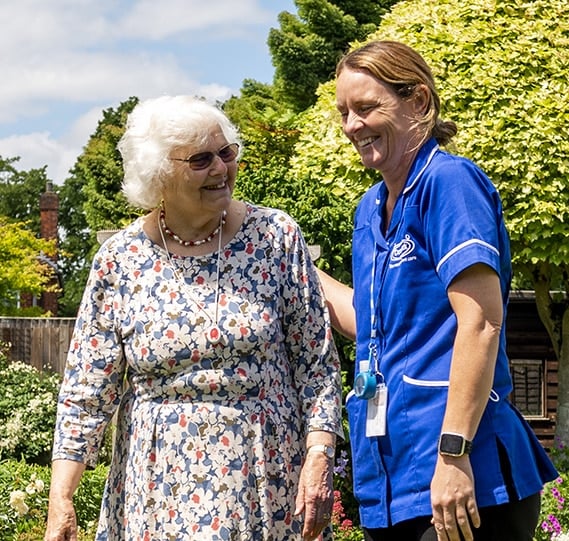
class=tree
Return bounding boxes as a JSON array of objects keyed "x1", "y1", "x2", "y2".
[
  {"x1": 291, "y1": 0, "x2": 569, "y2": 443},
  {"x1": 58, "y1": 97, "x2": 140, "y2": 314},
  {"x1": 79, "y1": 97, "x2": 141, "y2": 233},
  {"x1": 267, "y1": 0, "x2": 395, "y2": 111},
  {"x1": 0, "y1": 156, "x2": 52, "y2": 233},
  {"x1": 0, "y1": 217, "x2": 57, "y2": 315}
]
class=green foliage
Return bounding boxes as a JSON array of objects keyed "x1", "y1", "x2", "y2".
[
  {"x1": 72, "y1": 463, "x2": 109, "y2": 534},
  {"x1": 291, "y1": 82, "x2": 381, "y2": 206},
  {"x1": 0, "y1": 346, "x2": 61, "y2": 464},
  {"x1": 0, "y1": 458, "x2": 106, "y2": 541},
  {"x1": 268, "y1": 0, "x2": 394, "y2": 111},
  {"x1": 0, "y1": 459, "x2": 51, "y2": 539},
  {"x1": 331, "y1": 371, "x2": 360, "y2": 533},
  {"x1": 224, "y1": 79, "x2": 290, "y2": 138},
  {"x1": 58, "y1": 96, "x2": 141, "y2": 315},
  {"x1": 0, "y1": 217, "x2": 58, "y2": 315},
  {"x1": 369, "y1": 0, "x2": 569, "y2": 282},
  {"x1": 56, "y1": 166, "x2": 92, "y2": 316},
  {"x1": 0, "y1": 156, "x2": 52, "y2": 234},
  {"x1": 74, "y1": 96, "x2": 141, "y2": 233},
  {"x1": 294, "y1": 0, "x2": 569, "y2": 276}
]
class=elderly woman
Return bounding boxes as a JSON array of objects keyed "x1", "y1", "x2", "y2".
[
  {"x1": 44, "y1": 96, "x2": 342, "y2": 541},
  {"x1": 317, "y1": 41, "x2": 557, "y2": 541}
]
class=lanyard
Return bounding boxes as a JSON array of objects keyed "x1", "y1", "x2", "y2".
[
  {"x1": 368, "y1": 245, "x2": 380, "y2": 373},
  {"x1": 367, "y1": 144, "x2": 440, "y2": 375}
]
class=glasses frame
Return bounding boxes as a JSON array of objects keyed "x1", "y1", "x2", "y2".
[{"x1": 170, "y1": 143, "x2": 240, "y2": 171}]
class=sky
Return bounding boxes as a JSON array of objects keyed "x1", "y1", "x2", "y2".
[{"x1": 0, "y1": 0, "x2": 297, "y2": 185}]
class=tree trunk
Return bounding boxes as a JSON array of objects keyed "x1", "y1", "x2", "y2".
[
  {"x1": 533, "y1": 267, "x2": 569, "y2": 447},
  {"x1": 556, "y1": 307, "x2": 569, "y2": 446}
]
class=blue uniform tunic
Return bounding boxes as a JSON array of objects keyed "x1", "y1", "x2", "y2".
[{"x1": 347, "y1": 138, "x2": 557, "y2": 528}]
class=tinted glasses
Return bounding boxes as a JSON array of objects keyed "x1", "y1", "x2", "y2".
[{"x1": 170, "y1": 143, "x2": 239, "y2": 170}]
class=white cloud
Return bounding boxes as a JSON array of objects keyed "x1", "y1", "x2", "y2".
[
  {"x1": 0, "y1": 132, "x2": 69, "y2": 183},
  {"x1": 116, "y1": 0, "x2": 272, "y2": 40},
  {"x1": 0, "y1": 0, "x2": 294, "y2": 183}
]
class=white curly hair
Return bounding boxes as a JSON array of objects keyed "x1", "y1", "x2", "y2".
[{"x1": 119, "y1": 95, "x2": 241, "y2": 209}]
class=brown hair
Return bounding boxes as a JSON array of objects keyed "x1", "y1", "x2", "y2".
[{"x1": 336, "y1": 40, "x2": 457, "y2": 146}]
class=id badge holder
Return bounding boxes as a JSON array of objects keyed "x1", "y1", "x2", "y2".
[{"x1": 365, "y1": 381, "x2": 388, "y2": 437}]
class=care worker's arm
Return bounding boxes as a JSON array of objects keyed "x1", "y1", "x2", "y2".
[
  {"x1": 315, "y1": 268, "x2": 356, "y2": 340},
  {"x1": 430, "y1": 263, "x2": 503, "y2": 541},
  {"x1": 44, "y1": 459, "x2": 87, "y2": 541}
]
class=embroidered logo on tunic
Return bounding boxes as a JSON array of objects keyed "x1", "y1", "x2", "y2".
[{"x1": 389, "y1": 234, "x2": 417, "y2": 268}]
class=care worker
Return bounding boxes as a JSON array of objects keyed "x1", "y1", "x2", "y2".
[{"x1": 316, "y1": 40, "x2": 557, "y2": 541}]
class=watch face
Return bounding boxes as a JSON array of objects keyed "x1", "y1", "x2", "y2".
[
  {"x1": 440, "y1": 434, "x2": 465, "y2": 455},
  {"x1": 323, "y1": 446, "x2": 335, "y2": 458}
]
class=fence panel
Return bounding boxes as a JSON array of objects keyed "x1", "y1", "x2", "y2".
[{"x1": 0, "y1": 317, "x2": 75, "y2": 375}]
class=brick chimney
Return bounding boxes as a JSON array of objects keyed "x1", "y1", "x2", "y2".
[{"x1": 39, "y1": 181, "x2": 59, "y2": 315}]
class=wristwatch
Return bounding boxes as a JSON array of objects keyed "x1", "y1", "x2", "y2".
[
  {"x1": 307, "y1": 444, "x2": 335, "y2": 459},
  {"x1": 438, "y1": 433, "x2": 473, "y2": 457}
]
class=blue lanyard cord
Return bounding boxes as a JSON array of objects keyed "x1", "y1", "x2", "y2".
[
  {"x1": 368, "y1": 245, "x2": 380, "y2": 374},
  {"x1": 367, "y1": 144, "x2": 440, "y2": 377}
]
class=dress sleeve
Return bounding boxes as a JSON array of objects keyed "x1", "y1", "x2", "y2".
[
  {"x1": 279, "y1": 217, "x2": 343, "y2": 439},
  {"x1": 52, "y1": 246, "x2": 126, "y2": 468}
]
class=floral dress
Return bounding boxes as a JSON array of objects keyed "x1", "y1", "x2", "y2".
[{"x1": 52, "y1": 204, "x2": 342, "y2": 541}]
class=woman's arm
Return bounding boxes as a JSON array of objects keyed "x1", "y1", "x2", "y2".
[
  {"x1": 295, "y1": 430, "x2": 337, "y2": 541},
  {"x1": 315, "y1": 268, "x2": 356, "y2": 340},
  {"x1": 44, "y1": 459, "x2": 87, "y2": 541},
  {"x1": 430, "y1": 263, "x2": 503, "y2": 540}
]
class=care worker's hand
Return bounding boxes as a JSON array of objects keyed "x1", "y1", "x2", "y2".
[
  {"x1": 294, "y1": 451, "x2": 334, "y2": 540},
  {"x1": 44, "y1": 497, "x2": 78, "y2": 541},
  {"x1": 430, "y1": 455, "x2": 480, "y2": 541}
]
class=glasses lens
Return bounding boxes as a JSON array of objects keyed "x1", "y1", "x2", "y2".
[
  {"x1": 218, "y1": 144, "x2": 238, "y2": 162},
  {"x1": 188, "y1": 152, "x2": 214, "y2": 170},
  {"x1": 187, "y1": 143, "x2": 239, "y2": 170}
]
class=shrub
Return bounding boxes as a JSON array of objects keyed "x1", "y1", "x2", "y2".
[
  {"x1": 0, "y1": 343, "x2": 61, "y2": 464},
  {"x1": 536, "y1": 440, "x2": 569, "y2": 540},
  {"x1": 332, "y1": 489, "x2": 364, "y2": 541},
  {"x1": 0, "y1": 459, "x2": 50, "y2": 539},
  {"x1": 0, "y1": 458, "x2": 107, "y2": 540}
]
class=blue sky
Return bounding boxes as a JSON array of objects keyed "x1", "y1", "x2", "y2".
[{"x1": 0, "y1": 0, "x2": 297, "y2": 184}]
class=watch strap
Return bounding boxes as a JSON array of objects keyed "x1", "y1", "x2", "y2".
[{"x1": 307, "y1": 444, "x2": 335, "y2": 458}]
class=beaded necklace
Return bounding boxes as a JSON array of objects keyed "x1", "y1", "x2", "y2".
[{"x1": 159, "y1": 203, "x2": 227, "y2": 247}]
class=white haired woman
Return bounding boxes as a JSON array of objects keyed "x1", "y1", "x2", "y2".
[{"x1": 44, "y1": 96, "x2": 342, "y2": 541}]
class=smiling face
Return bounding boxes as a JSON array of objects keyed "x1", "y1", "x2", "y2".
[
  {"x1": 163, "y1": 126, "x2": 237, "y2": 215},
  {"x1": 336, "y1": 68, "x2": 427, "y2": 185}
]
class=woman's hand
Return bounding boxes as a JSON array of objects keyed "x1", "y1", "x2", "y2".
[
  {"x1": 430, "y1": 455, "x2": 480, "y2": 541},
  {"x1": 44, "y1": 496, "x2": 78, "y2": 541},
  {"x1": 294, "y1": 450, "x2": 335, "y2": 540},
  {"x1": 44, "y1": 459, "x2": 86, "y2": 541}
]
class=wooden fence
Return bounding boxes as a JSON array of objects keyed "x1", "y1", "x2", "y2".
[{"x1": 0, "y1": 317, "x2": 75, "y2": 375}]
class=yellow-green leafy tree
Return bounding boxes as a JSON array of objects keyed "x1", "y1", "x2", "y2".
[
  {"x1": 0, "y1": 218, "x2": 57, "y2": 315},
  {"x1": 292, "y1": 0, "x2": 569, "y2": 444}
]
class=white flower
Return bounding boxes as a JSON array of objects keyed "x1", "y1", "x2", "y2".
[
  {"x1": 553, "y1": 533, "x2": 569, "y2": 541},
  {"x1": 9, "y1": 490, "x2": 29, "y2": 516},
  {"x1": 34, "y1": 478, "x2": 45, "y2": 492},
  {"x1": 25, "y1": 477, "x2": 45, "y2": 494}
]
